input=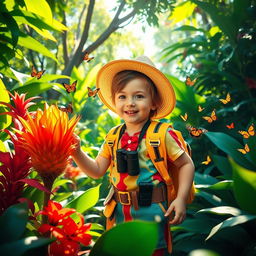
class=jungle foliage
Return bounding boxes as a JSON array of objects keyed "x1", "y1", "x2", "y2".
[{"x1": 0, "y1": 0, "x2": 256, "y2": 256}]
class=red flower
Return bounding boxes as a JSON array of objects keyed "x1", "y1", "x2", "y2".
[
  {"x1": 0, "y1": 91, "x2": 39, "y2": 129},
  {"x1": 37, "y1": 200, "x2": 92, "y2": 256},
  {"x1": 0, "y1": 131, "x2": 31, "y2": 214},
  {"x1": 37, "y1": 200, "x2": 76, "y2": 226}
]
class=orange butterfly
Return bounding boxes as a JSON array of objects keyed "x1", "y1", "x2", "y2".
[
  {"x1": 226, "y1": 122, "x2": 235, "y2": 129},
  {"x1": 185, "y1": 76, "x2": 197, "y2": 86},
  {"x1": 59, "y1": 103, "x2": 73, "y2": 114},
  {"x1": 202, "y1": 155, "x2": 211, "y2": 165},
  {"x1": 237, "y1": 143, "x2": 250, "y2": 154},
  {"x1": 88, "y1": 87, "x2": 100, "y2": 98},
  {"x1": 83, "y1": 52, "x2": 94, "y2": 62},
  {"x1": 238, "y1": 124, "x2": 255, "y2": 138},
  {"x1": 180, "y1": 113, "x2": 188, "y2": 121},
  {"x1": 187, "y1": 126, "x2": 207, "y2": 138},
  {"x1": 198, "y1": 105, "x2": 205, "y2": 112},
  {"x1": 219, "y1": 93, "x2": 231, "y2": 104},
  {"x1": 62, "y1": 80, "x2": 77, "y2": 93},
  {"x1": 203, "y1": 110, "x2": 217, "y2": 123},
  {"x1": 31, "y1": 66, "x2": 45, "y2": 79}
]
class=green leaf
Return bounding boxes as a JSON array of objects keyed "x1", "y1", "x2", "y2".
[
  {"x1": 12, "y1": 9, "x2": 67, "y2": 33},
  {"x1": 17, "y1": 32, "x2": 57, "y2": 62},
  {"x1": 205, "y1": 132, "x2": 255, "y2": 170},
  {"x1": 0, "y1": 79, "x2": 11, "y2": 130},
  {"x1": 231, "y1": 158, "x2": 256, "y2": 214},
  {"x1": 65, "y1": 184, "x2": 101, "y2": 213},
  {"x1": 206, "y1": 214, "x2": 256, "y2": 240},
  {"x1": 11, "y1": 82, "x2": 52, "y2": 98},
  {"x1": 188, "y1": 249, "x2": 221, "y2": 256},
  {"x1": 0, "y1": 203, "x2": 29, "y2": 244},
  {"x1": 197, "y1": 206, "x2": 242, "y2": 216},
  {"x1": 24, "y1": 0, "x2": 52, "y2": 23},
  {"x1": 89, "y1": 221, "x2": 158, "y2": 256},
  {"x1": 0, "y1": 236, "x2": 53, "y2": 256},
  {"x1": 207, "y1": 180, "x2": 233, "y2": 191},
  {"x1": 0, "y1": 12, "x2": 19, "y2": 47}
]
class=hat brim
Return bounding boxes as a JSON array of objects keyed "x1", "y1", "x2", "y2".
[{"x1": 96, "y1": 59, "x2": 176, "y2": 119}]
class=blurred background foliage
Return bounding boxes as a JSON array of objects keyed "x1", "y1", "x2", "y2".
[{"x1": 0, "y1": 0, "x2": 256, "y2": 255}]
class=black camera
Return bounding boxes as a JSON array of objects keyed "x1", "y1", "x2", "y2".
[{"x1": 116, "y1": 149, "x2": 140, "y2": 176}]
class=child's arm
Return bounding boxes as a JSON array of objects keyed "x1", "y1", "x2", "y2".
[
  {"x1": 164, "y1": 152, "x2": 195, "y2": 225},
  {"x1": 71, "y1": 134, "x2": 110, "y2": 179}
]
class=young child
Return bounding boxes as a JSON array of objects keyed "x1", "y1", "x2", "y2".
[{"x1": 72, "y1": 56, "x2": 195, "y2": 256}]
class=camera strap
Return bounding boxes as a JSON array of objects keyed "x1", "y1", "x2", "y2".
[{"x1": 117, "y1": 119, "x2": 151, "y2": 150}]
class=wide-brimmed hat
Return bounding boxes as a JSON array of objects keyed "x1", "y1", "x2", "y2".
[{"x1": 96, "y1": 56, "x2": 176, "y2": 119}]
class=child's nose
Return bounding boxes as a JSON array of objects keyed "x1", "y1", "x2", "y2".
[{"x1": 126, "y1": 97, "x2": 135, "y2": 106}]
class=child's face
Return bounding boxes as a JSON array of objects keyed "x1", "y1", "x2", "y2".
[{"x1": 114, "y1": 78, "x2": 156, "y2": 129}]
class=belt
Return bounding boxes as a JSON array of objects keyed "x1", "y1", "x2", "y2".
[{"x1": 113, "y1": 185, "x2": 167, "y2": 210}]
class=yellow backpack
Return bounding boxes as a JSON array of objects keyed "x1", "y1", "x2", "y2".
[
  {"x1": 104, "y1": 120, "x2": 195, "y2": 253},
  {"x1": 105, "y1": 120, "x2": 195, "y2": 206}
]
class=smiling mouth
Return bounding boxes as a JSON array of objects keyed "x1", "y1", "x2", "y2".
[{"x1": 124, "y1": 110, "x2": 138, "y2": 115}]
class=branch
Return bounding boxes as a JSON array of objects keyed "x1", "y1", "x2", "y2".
[
  {"x1": 62, "y1": 12, "x2": 69, "y2": 65},
  {"x1": 75, "y1": 3, "x2": 87, "y2": 42},
  {"x1": 75, "y1": 0, "x2": 95, "y2": 55},
  {"x1": 62, "y1": 0, "x2": 95, "y2": 76},
  {"x1": 62, "y1": 0, "x2": 137, "y2": 76}
]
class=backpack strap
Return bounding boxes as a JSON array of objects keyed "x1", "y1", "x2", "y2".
[
  {"x1": 146, "y1": 121, "x2": 178, "y2": 205},
  {"x1": 105, "y1": 124, "x2": 123, "y2": 161}
]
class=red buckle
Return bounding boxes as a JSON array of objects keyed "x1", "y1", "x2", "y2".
[{"x1": 118, "y1": 191, "x2": 131, "y2": 205}]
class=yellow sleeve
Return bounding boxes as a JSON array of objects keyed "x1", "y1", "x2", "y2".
[
  {"x1": 98, "y1": 141, "x2": 111, "y2": 159},
  {"x1": 165, "y1": 128, "x2": 185, "y2": 162}
]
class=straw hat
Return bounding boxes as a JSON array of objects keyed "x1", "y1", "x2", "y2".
[{"x1": 96, "y1": 56, "x2": 176, "y2": 119}]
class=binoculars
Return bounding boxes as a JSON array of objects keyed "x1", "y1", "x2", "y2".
[{"x1": 116, "y1": 149, "x2": 140, "y2": 176}]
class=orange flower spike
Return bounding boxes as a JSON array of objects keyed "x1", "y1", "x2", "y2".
[{"x1": 18, "y1": 104, "x2": 80, "y2": 179}]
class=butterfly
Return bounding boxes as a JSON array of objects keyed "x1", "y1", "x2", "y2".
[
  {"x1": 237, "y1": 143, "x2": 250, "y2": 154},
  {"x1": 62, "y1": 80, "x2": 77, "y2": 93},
  {"x1": 238, "y1": 124, "x2": 255, "y2": 138},
  {"x1": 226, "y1": 122, "x2": 235, "y2": 129},
  {"x1": 202, "y1": 110, "x2": 217, "y2": 123},
  {"x1": 187, "y1": 126, "x2": 208, "y2": 138},
  {"x1": 88, "y1": 87, "x2": 100, "y2": 98},
  {"x1": 198, "y1": 105, "x2": 205, "y2": 112},
  {"x1": 31, "y1": 66, "x2": 45, "y2": 79},
  {"x1": 219, "y1": 93, "x2": 231, "y2": 104},
  {"x1": 83, "y1": 52, "x2": 94, "y2": 62},
  {"x1": 202, "y1": 155, "x2": 211, "y2": 165},
  {"x1": 180, "y1": 113, "x2": 188, "y2": 121},
  {"x1": 185, "y1": 76, "x2": 197, "y2": 86},
  {"x1": 59, "y1": 103, "x2": 73, "y2": 114}
]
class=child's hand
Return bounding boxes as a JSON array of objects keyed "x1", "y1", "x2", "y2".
[
  {"x1": 164, "y1": 198, "x2": 186, "y2": 225},
  {"x1": 71, "y1": 133, "x2": 81, "y2": 156}
]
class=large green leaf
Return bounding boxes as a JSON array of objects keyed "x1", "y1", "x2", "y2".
[
  {"x1": 89, "y1": 221, "x2": 158, "y2": 256},
  {"x1": 0, "y1": 237, "x2": 53, "y2": 256},
  {"x1": 0, "y1": 203, "x2": 29, "y2": 244},
  {"x1": 11, "y1": 82, "x2": 52, "y2": 98},
  {"x1": 206, "y1": 214, "x2": 256, "y2": 240},
  {"x1": 197, "y1": 206, "x2": 242, "y2": 216},
  {"x1": 231, "y1": 158, "x2": 256, "y2": 214},
  {"x1": 0, "y1": 79, "x2": 11, "y2": 130},
  {"x1": 205, "y1": 131, "x2": 255, "y2": 170},
  {"x1": 12, "y1": 9, "x2": 67, "y2": 33},
  {"x1": 24, "y1": 0, "x2": 52, "y2": 24},
  {"x1": 65, "y1": 184, "x2": 101, "y2": 213},
  {"x1": 0, "y1": 11, "x2": 19, "y2": 47},
  {"x1": 17, "y1": 32, "x2": 57, "y2": 62}
]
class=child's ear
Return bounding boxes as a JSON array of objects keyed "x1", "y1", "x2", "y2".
[{"x1": 151, "y1": 105, "x2": 157, "y2": 111}]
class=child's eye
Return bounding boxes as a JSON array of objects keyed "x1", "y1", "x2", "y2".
[
  {"x1": 135, "y1": 94, "x2": 144, "y2": 99},
  {"x1": 118, "y1": 95, "x2": 125, "y2": 99}
]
